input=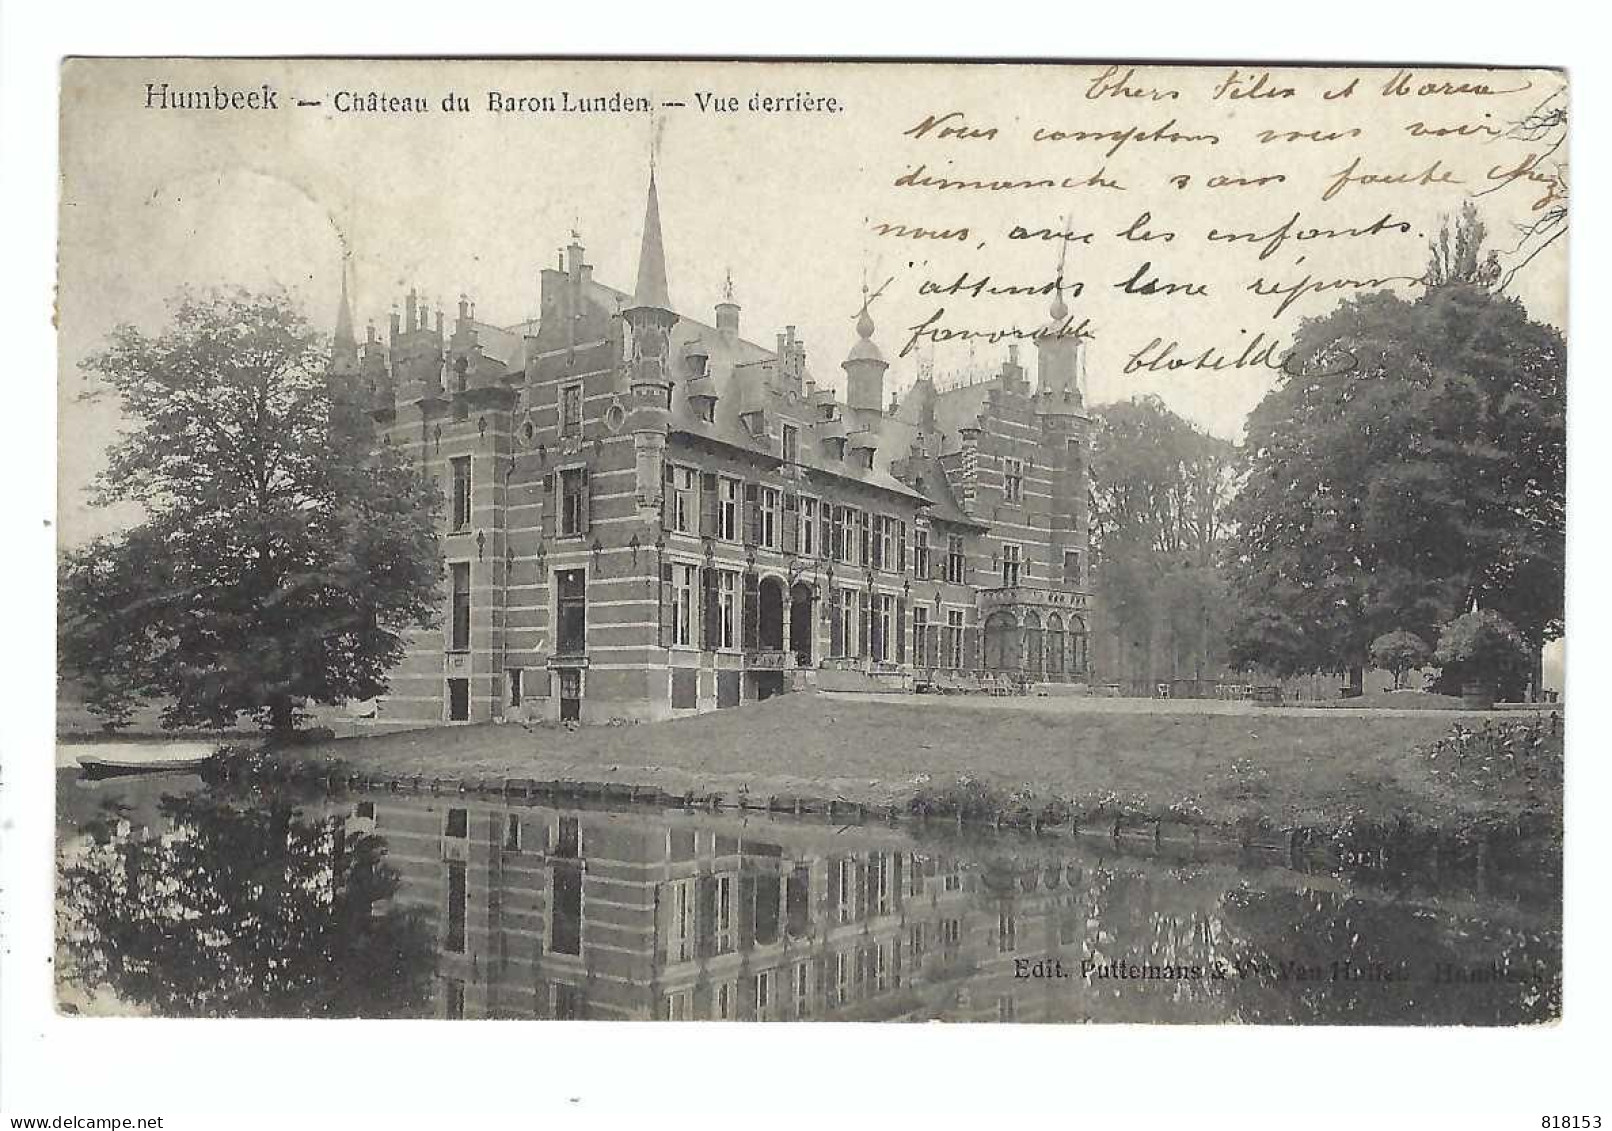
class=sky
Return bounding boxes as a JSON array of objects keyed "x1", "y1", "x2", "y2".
[{"x1": 58, "y1": 59, "x2": 1567, "y2": 548}]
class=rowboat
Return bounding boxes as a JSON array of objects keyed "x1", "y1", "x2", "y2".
[{"x1": 76, "y1": 750, "x2": 217, "y2": 779}]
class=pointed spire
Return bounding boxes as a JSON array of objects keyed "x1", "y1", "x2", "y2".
[
  {"x1": 334, "y1": 255, "x2": 356, "y2": 347},
  {"x1": 1051, "y1": 213, "x2": 1072, "y2": 322},
  {"x1": 331, "y1": 254, "x2": 359, "y2": 378},
  {"x1": 629, "y1": 169, "x2": 672, "y2": 312}
]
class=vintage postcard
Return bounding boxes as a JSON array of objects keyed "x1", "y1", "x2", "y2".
[{"x1": 55, "y1": 58, "x2": 1566, "y2": 1025}]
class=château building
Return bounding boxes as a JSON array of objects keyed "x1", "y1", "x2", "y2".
[{"x1": 331, "y1": 171, "x2": 1094, "y2": 729}]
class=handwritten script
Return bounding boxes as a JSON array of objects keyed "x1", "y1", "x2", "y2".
[{"x1": 868, "y1": 65, "x2": 1565, "y2": 406}]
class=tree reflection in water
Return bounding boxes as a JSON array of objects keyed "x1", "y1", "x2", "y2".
[
  {"x1": 1217, "y1": 886, "x2": 1560, "y2": 1025},
  {"x1": 57, "y1": 793, "x2": 435, "y2": 1017}
]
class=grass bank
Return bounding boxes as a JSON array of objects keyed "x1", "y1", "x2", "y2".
[{"x1": 272, "y1": 694, "x2": 1561, "y2": 848}]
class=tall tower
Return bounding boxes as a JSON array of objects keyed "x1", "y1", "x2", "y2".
[
  {"x1": 842, "y1": 288, "x2": 889, "y2": 433},
  {"x1": 623, "y1": 170, "x2": 679, "y2": 512},
  {"x1": 1035, "y1": 223, "x2": 1084, "y2": 409},
  {"x1": 1032, "y1": 242, "x2": 1091, "y2": 601}
]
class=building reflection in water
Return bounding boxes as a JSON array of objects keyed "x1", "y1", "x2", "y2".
[{"x1": 355, "y1": 792, "x2": 1559, "y2": 1025}]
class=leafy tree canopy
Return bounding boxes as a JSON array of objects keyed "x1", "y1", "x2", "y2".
[
  {"x1": 1226, "y1": 273, "x2": 1564, "y2": 678},
  {"x1": 1369, "y1": 630, "x2": 1433, "y2": 690},
  {"x1": 1089, "y1": 396, "x2": 1239, "y2": 680},
  {"x1": 59, "y1": 288, "x2": 442, "y2": 732}
]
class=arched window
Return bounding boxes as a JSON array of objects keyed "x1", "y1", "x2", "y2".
[
  {"x1": 1045, "y1": 613, "x2": 1065, "y2": 675},
  {"x1": 1069, "y1": 615, "x2": 1089, "y2": 676},
  {"x1": 983, "y1": 611, "x2": 1018, "y2": 671},
  {"x1": 1022, "y1": 611, "x2": 1043, "y2": 676}
]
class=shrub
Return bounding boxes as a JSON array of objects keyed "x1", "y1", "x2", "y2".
[{"x1": 1434, "y1": 610, "x2": 1529, "y2": 690}]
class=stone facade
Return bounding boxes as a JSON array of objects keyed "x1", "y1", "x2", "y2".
[{"x1": 335, "y1": 172, "x2": 1094, "y2": 730}]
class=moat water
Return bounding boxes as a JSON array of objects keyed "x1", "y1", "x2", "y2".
[{"x1": 55, "y1": 765, "x2": 1561, "y2": 1024}]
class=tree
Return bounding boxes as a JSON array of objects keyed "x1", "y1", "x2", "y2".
[
  {"x1": 1089, "y1": 396, "x2": 1239, "y2": 685},
  {"x1": 1425, "y1": 201, "x2": 1501, "y2": 289},
  {"x1": 59, "y1": 288, "x2": 442, "y2": 735},
  {"x1": 57, "y1": 793, "x2": 436, "y2": 1017},
  {"x1": 1369, "y1": 630, "x2": 1432, "y2": 691},
  {"x1": 1226, "y1": 256, "x2": 1564, "y2": 692}
]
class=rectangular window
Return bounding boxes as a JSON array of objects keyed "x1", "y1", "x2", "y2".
[
  {"x1": 946, "y1": 535, "x2": 966, "y2": 585},
  {"x1": 449, "y1": 562, "x2": 471, "y2": 650},
  {"x1": 836, "y1": 859, "x2": 855, "y2": 925},
  {"x1": 445, "y1": 807, "x2": 468, "y2": 838},
  {"x1": 559, "y1": 467, "x2": 588, "y2": 536},
  {"x1": 671, "y1": 563, "x2": 697, "y2": 647},
  {"x1": 718, "y1": 571, "x2": 738, "y2": 649},
  {"x1": 800, "y1": 498, "x2": 817, "y2": 556},
  {"x1": 873, "y1": 516, "x2": 893, "y2": 570},
  {"x1": 872, "y1": 853, "x2": 892, "y2": 915},
  {"x1": 1003, "y1": 456, "x2": 1024, "y2": 504},
  {"x1": 913, "y1": 606, "x2": 929, "y2": 667},
  {"x1": 507, "y1": 668, "x2": 523, "y2": 709},
  {"x1": 794, "y1": 961, "x2": 811, "y2": 1018},
  {"x1": 551, "y1": 862, "x2": 582, "y2": 955},
  {"x1": 719, "y1": 477, "x2": 739, "y2": 541},
  {"x1": 560, "y1": 382, "x2": 583, "y2": 437},
  {"x1": 914, "y1": 527, "x2": 931, "y2": 580},
  {"x1": 671, "y1": 466, "x2": 697, "y2": 534},
  {"x1": 445, "y1": 860, "x2": 467, "y2": 953},
  {"x1": 998, "y1": 911, "x2": 1018, "y2": 954},
  {"x1": 761, "y1": 488, "x2": 780, "y2": 549},
  {"x1": 557, "y1": 569, "x2": 586, "y2": 655},
  {"x1": 1002, "y1": 543, "x2": 1022, "y2": 587},
  {"x1": 802, "y1": 502, "x2": 818, "y2": 560},
  {"x1": 857, "y1": 510, "x2": 871, "y2": 566},
  {"x1": 504, "y1": 814, "x2": 522, "y2": 852},
  {"x1": 667, "y1": 878, "x2": 694, "y2": 963},
  {"x1": 872, "y1": 594, "x2": 894, "y2": 662},
  {"x1": 743, "y1": 484, "x2": 761, "y2": 545},
  {"x1": 555, "y1": 815, "x2": 580, "y2": 859},
  {"x1": 754, "y1": 970, "x2": 773, "y2": 1018},
  {"x1": 714, "y1": 875, "x2": 734, "y2": 955},
  {"x1": 447, "y1": 677, "x2": 469, "y2": 721},
  {"x1": 782, "y1": 423, "x2": 799, "y2": 464},
  {"x1": 450, "y1": 456, "x2": 471, "y2": 531},
  {"x1": 1063, "y1": 549, "x2": 1082, "y2": 585},
  {"x1": 946, "y1": 610, "x2": 965, "y2": 669},
  {"x1": 837, "y1": 588, "x2": 856, "y2": 660}
]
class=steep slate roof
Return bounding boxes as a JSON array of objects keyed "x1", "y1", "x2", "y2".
[
  {"x1": 630, "y1": 171, "x2": 673, "y2": 312},
  {"x1": 470, "y1": 320, "x2": 527, "y2": 368},
  {"x1": 930, "y1": 380, "x2": 998, "y2": 455}
]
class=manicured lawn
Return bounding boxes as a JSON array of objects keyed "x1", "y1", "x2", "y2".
[{"x1": 301, "y1": 692, "x2": 1561, "y2": 834}]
